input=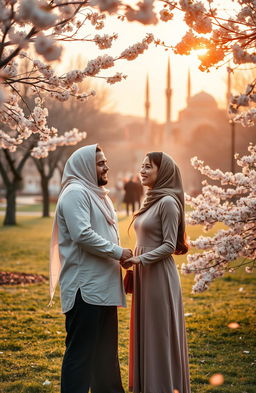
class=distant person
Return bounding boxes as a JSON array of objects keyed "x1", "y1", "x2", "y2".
[
  {"x1": 123, "y1": 176, "x2": 137, "y2": 216},
  {"x1": 50, "y1": 144, "x2": 133, "y2": 393},
  {"x1": 122, "y1": 152, "x2": 191, "y2": 393},
  {"x1": 134, "y1": 175, "x2": 144, "y2": 209},
  {"x1": 114, "y1": 175, "x2": 124, "y2": 212}
]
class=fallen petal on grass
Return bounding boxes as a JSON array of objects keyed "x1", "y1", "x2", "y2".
[
  {"x1": 42, "y1": 380, "x2": 51, "y2": 386},
  {"x1": 209, "y1": 373, "x2": 224, "y2": 386},
  {"x1": 228, "y1": 322, "x2": 240, "y2": 329}
]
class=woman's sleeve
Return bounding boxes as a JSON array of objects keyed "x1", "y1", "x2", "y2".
[
  {"x1": 139, "y1": 197, "x2": 180, "y2": 265},
  {"x1": 60, "y1": 188, "x2": 123, "y2": 260}
]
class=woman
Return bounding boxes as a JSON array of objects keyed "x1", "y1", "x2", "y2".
[{"x1": 123, "y1": 152, "x2": 191, "y2": 393}]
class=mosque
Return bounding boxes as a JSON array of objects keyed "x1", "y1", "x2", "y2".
[
  {"x1": 143, "y1": 57, "x2": 230, "y2": 147},
  {"x1": 112, "y1": 57, "x2": 256, "y2": 193}
]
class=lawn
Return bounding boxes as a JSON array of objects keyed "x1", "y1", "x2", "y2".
[
  {"x1": 0, "y1": 216, "x2": 255, "y2": 393},
  {"x1": 0, "y1": 203, "x2": 56, "y2": 213}
]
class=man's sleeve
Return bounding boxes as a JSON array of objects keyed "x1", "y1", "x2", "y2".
[{"x1": 60, "y1": 188, "x2": 123, "y2": 260}]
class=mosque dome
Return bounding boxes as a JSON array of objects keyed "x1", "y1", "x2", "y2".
[{"x1": 188, "y1": 91, "x2": 218, "y2": 108}]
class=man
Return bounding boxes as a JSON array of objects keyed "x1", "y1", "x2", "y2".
[
  {"x1": 50, "y1": 144, "x2": 132, "y2": 393},
  {"x1": 123, "y1": 176, "x2": 137, "y2": 216}
]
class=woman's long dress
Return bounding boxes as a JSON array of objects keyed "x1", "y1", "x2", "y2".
[{"x1": 129, "y1": 196, "x2": 191, "y2": 393}]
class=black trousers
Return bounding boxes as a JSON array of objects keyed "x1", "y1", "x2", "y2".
[
  {"x1": 61, "y1": 289, "x2": 125, "y2": 393},
  {"x1": 125, "y1": 202, "x2": 135, "y2": 216}
]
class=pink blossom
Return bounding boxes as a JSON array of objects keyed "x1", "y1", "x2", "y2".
[
  {"x1": 94, "y1": 33, "x2": 118, "y2": 50},
  {"x1": 126, "y1": 1, "x2": 158, "y2": 25},
  {"x1": 159, "y1": 9, "x2": 174, "y2": 22},
  {"x1": 106, "y1": 72, "x2": 127, "y2": 84},
  {"x1": 93, "y1": 0, "x2": 120, "y2": 13}
]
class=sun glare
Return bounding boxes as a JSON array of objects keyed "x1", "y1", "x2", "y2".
[
  {"x1": 193, "y1": 48, "x2": 208, "y2": 56},
  {"x1": 187, "y1": 48, "x2": 208, "y2": 66}
]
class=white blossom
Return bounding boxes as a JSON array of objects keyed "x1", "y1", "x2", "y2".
[
  {"x1": 183, "y1": 144, "x2": 256, "y2": 292},
  {"x1": 120, "y1": 34, "x2": 154, "y2": 61},
  {"x1": 234, "y1": 108, "x2": 256, "y2": 127},
  {"x1": 233, "y1": 44, "x2": 256, "y2": 65},
  {"x1": 31, "y1": 128, "x2": 87, "y2": 158},
  {"x1": 179, "y1": 0, "x2": 212, "y2": 34},
  {"x1": 18, "y1": 0, "x2": 58, "y2": 29},
  {"x1": 84, "y1": 54, "x2": 115, "y2": 76},
  {"x1": 0, "y1": 88, "x2": 6, "y2": 107},
  {"x1": 35, "y1": 34, "x2": 62, "y2": 61}
]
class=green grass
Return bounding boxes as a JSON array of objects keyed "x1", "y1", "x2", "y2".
[
  {"x1": 0, "y1": 203, "x2": 56, "y2": 213},
  {"x1": 0, "y1": 217, "x2": 255, "y2": 393}
]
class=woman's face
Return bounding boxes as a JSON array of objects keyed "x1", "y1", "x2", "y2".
[{"x1": 140, "y1": 156, "x2": 158, "y2": 188}]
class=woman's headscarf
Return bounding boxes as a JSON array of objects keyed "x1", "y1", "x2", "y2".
[
  {"x1": 136, "y1": 152, "x2": 186, "y2": 254},
  {"x1": 49, "y1": 144, "x2": 117, "y2": 304}
]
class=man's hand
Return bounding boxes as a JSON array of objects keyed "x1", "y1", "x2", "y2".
[
  {"x1": 120, "y1": 260, "x2": 133, "y2": 269},
  {"x1": 120, "y1": 256, "x2": 140, "y2": 269},
  {"x1": 120, "y1": 248, "x2": 133, "y2": 262}
]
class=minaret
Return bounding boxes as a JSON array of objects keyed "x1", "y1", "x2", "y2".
[
  {"x1": 145, "y1": 73, "x2": 150, "y2": 124},
  {"x1": 187, "y1": 67, "x2": 191, "y2": 105},
  {"x1": 226, "y1": 67, "x2": 231, "y2": 110},
  {"x1": 144, "y1": 73, "x2": 151, "y2": 142},
  {"x1": 165, "y1": 56, "x2": 172, "y2": 135}
]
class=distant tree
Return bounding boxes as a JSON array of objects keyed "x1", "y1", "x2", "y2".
[{"x1": 0, "y1": 140, "x2": 34, "y2": 225}]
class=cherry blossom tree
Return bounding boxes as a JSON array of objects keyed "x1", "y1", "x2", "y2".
[
  {"x1": 98, "y1": 0, "x2": 256, "y2": 126},
  {"x1": 181, "y1": 143, "x2": 256, "y2": 293},
  {"x1": 0, "y1": 0, "x2": 154, "y2": 225},
  {"x1": 0, "y1": 0, "x2": 154, "y2": 158},
  {"x1": 156, "y1": 0, "x2": 256, "y2": 126}
]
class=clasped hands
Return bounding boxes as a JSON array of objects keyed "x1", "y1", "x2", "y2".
[{"x1": 120, "y1": 248, "x2": 140, "y2": 269}]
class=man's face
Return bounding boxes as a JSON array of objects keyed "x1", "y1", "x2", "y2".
[{"x1": 96, "y1": 151, "x2": 109, "y2": 186}]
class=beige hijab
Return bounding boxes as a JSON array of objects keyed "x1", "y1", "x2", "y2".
[
  {"x1": 49, "y1": 144, "x2": 117, "y2": 305},
  {"x1": 136, "y1": 152, "x2": 185, "y2": 252}
]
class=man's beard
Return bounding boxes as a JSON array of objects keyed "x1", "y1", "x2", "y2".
[{"x1": 98, "y1": 174, "x2": 108, "y2": 186}]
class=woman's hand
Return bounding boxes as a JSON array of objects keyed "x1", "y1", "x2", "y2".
[{"x1": 120, "y1": 256, "x2": 141, "y2": 269}]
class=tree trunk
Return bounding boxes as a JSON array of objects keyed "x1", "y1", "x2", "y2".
[
  {"x1": 41, "y1": 176, "x2": 50, "y2": 217},
  {"x1": 4, "y1": 185, "x2": 17, "y2": 226}
]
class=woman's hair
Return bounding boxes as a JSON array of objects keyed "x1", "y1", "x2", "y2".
[
  {"x1": 146, "y1": 152, "x2": 162, "y2": 170},
  {"x1": 175, "y1": 231, "x2": 189, "y2": 255}
]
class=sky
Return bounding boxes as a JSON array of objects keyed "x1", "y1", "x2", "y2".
[{"x1": 59, "y1": 3, "x2": 231, "y2": 123}]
